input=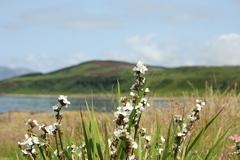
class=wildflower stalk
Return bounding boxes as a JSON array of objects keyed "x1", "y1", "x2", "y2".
[
  {"x1": 54, "y1": 134, "x2": 60, "y2": 157},
  {"x1": 58, "y1": 128, "x2": 64, "y2": 151},
  {"x1": 18, "y1": 95, "x2": 70, "y2": 160},
  {"x1": 109, "y1": 61, "x2": 150, "y2": 160},
  {"x1": 173, "y1": 99, "x2": 206, "y2": 159}
]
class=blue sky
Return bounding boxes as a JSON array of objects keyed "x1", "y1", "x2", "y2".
[{"x1": 1, "y1": 0, "x2": 240, "y2": 73}]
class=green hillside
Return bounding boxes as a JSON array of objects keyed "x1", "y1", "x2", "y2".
[{"x1": 0, "y1": 60, "x2": 240, "y2": 96}]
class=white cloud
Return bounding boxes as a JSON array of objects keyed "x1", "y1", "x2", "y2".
[
  {"x1": 26, "y1": 53, "x2": 53, "y2": 72},
  {"x1": 60, "y1": 52, "x2": 93, "y2": 67},
  {"x1": 124, "y1": 33, "x2": 181, "y2": 66},
  {"x1": 24, "y1": 33, "x2": 240, "y2": 73},
  {"x1": 103, "y1": 33, "x2": 240, "y2": 67},
  {"x1": 101, "y1": 33, "x2": 181, "y2": 66},
  {"x1": 125, "y1": 33, "x2": 163, "y2": 61},
  {"x1": 26, "y1": 52, "x2": 95, "y2": 73},
  {"x1": 194, "y1": 33, "x2": 240, "y2": 66}
]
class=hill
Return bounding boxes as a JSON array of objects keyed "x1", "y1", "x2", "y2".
[
  {"x1": 0, "y1": 66, "x2": 36, "y2": 80},
  {"x1": 0, "y1": 60, "x2": 240, "y2": 96}
]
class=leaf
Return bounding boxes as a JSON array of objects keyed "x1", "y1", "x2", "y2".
[
  {"x1": 185, "y1": 108, "x2": 224, "y2": 157},
  {"x1": 85, "y1": 100, "x2": 104, "y2": 160},
  {"x1": 104, "y1": 124, "x2": 110, "y2": 159},
  {"x1": 80, "y1": 110, "x2": 93, "y2": 160},
  {"x1": 204, "y1": 126, "x2": 231, "y2": 159}
]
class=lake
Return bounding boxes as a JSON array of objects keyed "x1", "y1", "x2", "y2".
[{"x1": 0, "y1": 96, "x2": 167, "y2": 113}]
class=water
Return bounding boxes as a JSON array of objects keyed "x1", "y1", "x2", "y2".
[
  {"x1": 0, "y1": 96, "x2": 167, "y2": 113},
  {"x1": 0, "y1": 96, "x2": 118, "y2": 113}
]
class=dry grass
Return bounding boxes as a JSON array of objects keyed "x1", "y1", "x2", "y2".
[{"x1": 1, "y1": 89, "x2": 240, "y2": 158}]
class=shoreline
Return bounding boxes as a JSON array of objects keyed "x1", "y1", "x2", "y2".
[
  {"x1": 0, "y1": 93, "x2": 116, "y2": 99},
  {"x1": 0, "y1": 93, "x2": 171, "y2": 100}
]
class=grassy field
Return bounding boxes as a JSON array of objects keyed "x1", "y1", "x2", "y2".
[
  {"x1": 1, "y1": 61, "x2": 240, "y2": 159},
  {"x1": 1, "y1": 88, "x2": 240, "y2": 159}
]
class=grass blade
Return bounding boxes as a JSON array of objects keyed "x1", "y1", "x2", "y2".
[
  {"x1": 204, "y1": 126, "x2": 231, "y2": 159},
  {"x1": 185, "y1": 108, "x2": 224, "y2": 157}
]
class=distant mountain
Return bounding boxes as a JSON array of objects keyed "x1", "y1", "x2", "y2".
[
  {"x1": 0, "y1": 66, "x2": 36, "y2": 80},
  {"x1": 0, "y1": 60, "x2": 239, "y2": 96}
]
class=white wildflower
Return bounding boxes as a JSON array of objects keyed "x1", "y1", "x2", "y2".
[
  {"x1": 108, "y1": 139, "x2": 112, "y2": 147},
  {"x1": 45, "y1": 124, "x2": 56, "y2": 135},
  {"x1": 114, "y1": 128, "x2": 124, "y2": 139},
  {"x1": 196, "y1": 103, "x2": 202, "y2": 111},
  {"x1": 159, "y1": 148, "x2": 163, "y2": 155},
  {"x1": 124, "y1": 102, "x2": 134, "y2": 112},
  {"x1": 31, "y1": 148, "x2": 36, "y2": 154},
  {"x1": 25, "y1": 119, "x2": 39, "y2": 128},
  {"x1": 139, "y1": 128, "x2": 147, "y2": 136},
  {"x1": 145, "y1": 135, "x2": 151, "y2": 142},
  {"x1": 68, "y1": 143, "x2": 78, "y2": 153},
  {"x1": 38, "y1": 124, "x2": 46, "y2": 130},
  {"x1": 131, "y1": 141, "x2": 138, "y2": 149},
  {"x1": 130, "y1": 91, "x2": 135, "y2": 96},
  {"x1": 145, "y1": 88, "x2": 150, "y2": 93},
  {"x1": 123, "y1": 117, "x2": 129, "y2": 123},
  {"x1": 133, "y1": 61, "x2": 148, "y2": 74},
  {"x1": 161, "y1": 136, "x2": 165, "y2": 143},
  {"x1": 114, "y1": 110, "x2": 127, "y2": 118},
  {"x1": 128, "y1": 154, "x2": 136, "y2": 160},
  {"x1": 177, "y1": 132, "x2": 185, "y2": 137},
  {"x1": 54, "y1": 149, "x2": 58, "y2": 156},
  {"x1": 32, "y1": 136, "x2": 40, "y2": 144},
  {"x1": 21, "y1": 149, "x2": 28, "y2": 155},
  {"x1": 135, "y1": 103, "x2": 144, "y2": 113},
  {"x1": 53, "y1": 105, "x2": 60, "y2": 111},
  {"x1": 58, "y1": 95, "x2": 70, "y2": 107},
  {"x1": 187, "y1": 115, "x2": 197, "y2": 122},
  {"x1": 182, "y1": 123, "x2": 187, "y2": 133}
]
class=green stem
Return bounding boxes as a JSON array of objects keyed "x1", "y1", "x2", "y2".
[
  {"x1": 54, "y1": 135, "x2": 59, "y2": 157},
  {"x1": 58, "y1": 129, "x2": 64, "y2": 150},
  {"x1": 38, "y1": 146, "x2": 46, "y2": 160}
]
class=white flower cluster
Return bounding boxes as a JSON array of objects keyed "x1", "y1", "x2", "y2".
[
  {"x1": 176, "y1": 99, "x2": 205, "y2": 138},
  {"x1": 63, "y1": 143, "x2": 87, "y2": 159},
  {"x1": 109, "y1": 61, "x2": 150, "y2": 160},
  {"x1": 53, "y1": 95, "x2": 70, "y2": 121},
  {"x1": 173, "y1": 99, "x2": 205, "y2": 157},
  {"x1": 19, "y1": 118, "x2": 63, "y2": 157},
  {"x1": 58, "y1": 95, "x2": 71, "y2": 107},
  {"x1": 133, "y1": 61, "x2": 148, "y2": 74},
  {"x1": 139, "y1": 128, "x2": 151, "y2": 149},
  {"x1": 40, "y1": 122, "x2": 61, "y2": 135},
  {"x1": 139, "y1": 128, "x2": 165, "y2": 156},
  {"x1": 18, "y1": 133, "x2": 40, "y2": 158},
  {"x1": 18, "y1": 95, "x2": 71, "y2": 158},
  {"x1": 131, "y1": 61, "x2": 148, "y2": 90},
  {"x1": 109, "y1": 97, "x2": 138, "y2": 159}
]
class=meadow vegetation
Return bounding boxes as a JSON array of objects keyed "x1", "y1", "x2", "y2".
[{"x1": 0, "y1": 61, "x2": 240, "y2": 159}]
